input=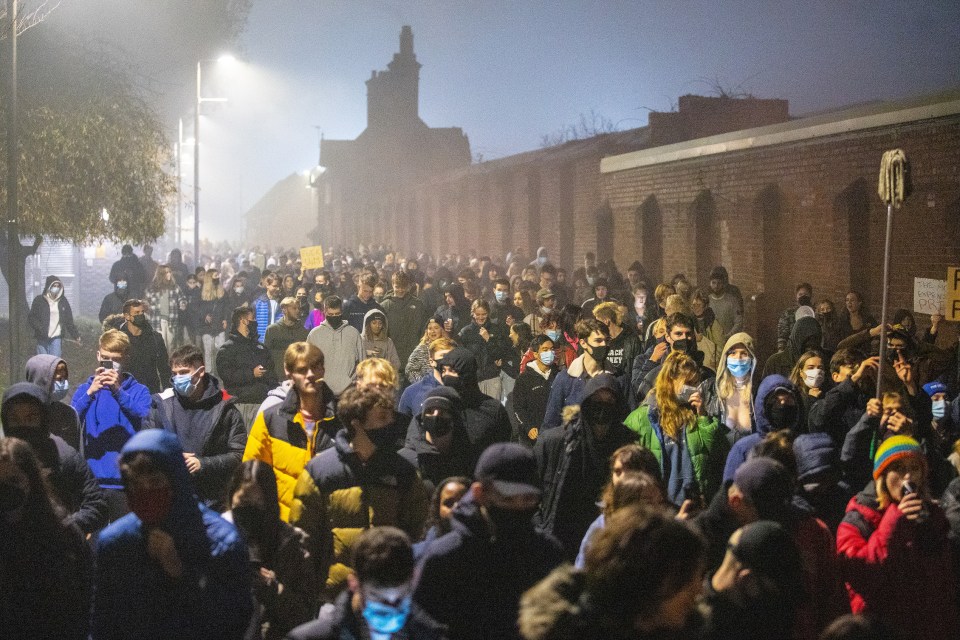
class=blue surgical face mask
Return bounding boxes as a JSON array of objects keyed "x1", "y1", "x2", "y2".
[
  {"x1": 539, "y1": 349, "x2": 555, "y2": 366},
  {"x1": 932, "y1": 399, "x2": 946, "y2": 420},
  {"x1": 52, "y1": 379, "x2": 70, "y2": 401},
  {"x1": 172, "y1": 372, "x2": 197, "y2": 396},
  {"x1": 362, "y1": 596, "x2": 412, "y2": 637},
  {"x1": 726, "y1": 356, "x2": 752, "y2": 378},
  {"x1": 494, "y1": 290, "x2": 508, "y2": 303},
  {"x1": 545, "y1": 329, "x2": 561, "y2": 343}
]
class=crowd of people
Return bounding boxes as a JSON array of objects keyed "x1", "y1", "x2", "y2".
[{"x1": 4, "y1": 241, "x2": 960, "y2": 639}]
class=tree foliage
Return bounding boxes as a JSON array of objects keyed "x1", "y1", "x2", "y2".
[{"x1": 0, "y1": 27, "x2": 175, "y2": 245}]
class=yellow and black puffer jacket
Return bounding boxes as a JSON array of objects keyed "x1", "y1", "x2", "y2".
[
  {"x1": 290, "y1": 428, "x2": 429, "y2": 600},
  {"x1": 241, "y1": 384, "x2": 340, "y2": 522}
]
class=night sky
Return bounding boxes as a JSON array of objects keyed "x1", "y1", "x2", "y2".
[{"x1": 43, "y1": 1, "x2": 960, "y2": 241}]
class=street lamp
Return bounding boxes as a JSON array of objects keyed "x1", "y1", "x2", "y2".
[{"x1": 193, "y1": 55, "x2": 234, "y2": 266}]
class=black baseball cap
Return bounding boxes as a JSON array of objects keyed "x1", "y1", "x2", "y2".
[{"x1": 475, "y1": 443, "x2": 542, "y2": 497}]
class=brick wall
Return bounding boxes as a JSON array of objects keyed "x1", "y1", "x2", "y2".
[{"x1": 601, "y1": 114, "x2": 960, "y2": 361}]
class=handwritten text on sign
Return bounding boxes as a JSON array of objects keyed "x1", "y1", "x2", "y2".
[
  {"x1": 948, "y1": 267, "x2": 960, "y2": 322},
  {"x1": 299, "y1": 245, "x2": 325, "y2": 270},
  {"x1": 914, "y1": 278, "x2": 945, "y2": 315}
]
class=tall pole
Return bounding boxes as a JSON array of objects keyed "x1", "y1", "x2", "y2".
[
  {"x1": 193, "y1": 60, "x2": 200, "y2": 267},
  {"x1": 6, "y1": 0, "x2": 21, "y2": 380}
]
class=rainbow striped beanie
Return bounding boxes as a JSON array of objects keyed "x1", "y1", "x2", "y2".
[{"x1": 873, "y1": 435, "x2": 921, "y2": 480}]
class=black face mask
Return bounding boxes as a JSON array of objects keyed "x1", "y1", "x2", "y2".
[
  {"x1": 485, "y1": 504, "x2": 537, "y2": 540},
  {"x1": 365, "y1": 425, "x2": 398, "y2": 451},
  {"x1": 797, "y1": 294, "x2": 812, "y2": 307},
  {"x1": 247, "y1": 320, "x2": 259, "y2": 337},
  {"x1": 326, "y1": 315, "x2": 344, "y2": 329},
  {"x1": 767, "y1": 402, "x2": 799, "y2": 431},
  {"x1": 587, "y1": 344, "x2": 609, "y2": 364},
  {"x1": 132, "y1": 314, "x2": 150, "y2": 329},
  {"x1": 423, "y1": 414, "x2": 453, "y2": 438},
  {"x1": 0, "y1": 482, "x2": 27, "y2": 513},
  {"x1": 583, "y1": 402, "x2": 618, "y2": 428},
  {"x1": 671, "y1": 338, "x2": 693, "y2": 354},
  {"x1": 441, "y1": 374, "x2": 464, "y2": 391}
]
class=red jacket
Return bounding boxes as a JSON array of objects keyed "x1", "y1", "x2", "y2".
[{"x1": 836, "y1": 490, "x2": 959, "y2": 638}]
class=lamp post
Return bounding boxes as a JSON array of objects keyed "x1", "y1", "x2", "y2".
[
  {"x1": 193, "y1": 55, "x2": 233, "y2": 267},
  {"x1": 6, "y1": 0, "x2": 21, "y2": 378}
]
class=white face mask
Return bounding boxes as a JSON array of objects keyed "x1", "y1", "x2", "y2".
[{"x1": 803, "y1": 368, "x2": 825, "y2": 389}]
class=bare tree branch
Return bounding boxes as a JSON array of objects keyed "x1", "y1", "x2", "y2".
[{"x1": 0, "y1": 1, "x2": 62, "y2": 39}]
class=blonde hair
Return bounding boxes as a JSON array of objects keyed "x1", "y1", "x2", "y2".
[
  {"x1": 593, "y1": 301, "x2": 622, "y2": 325},
  {"x1": 99, "y1": 329, "x2": 130, "y2": 355},
  {"x1": 428, "y1": 337, "x2": 457, "y2": 357},
  {"x1": 355, "y1": 357, "x2": 398, "y2": 389},
  {"x1": 201, "y1": 269, "x2": 225, "y2": 301},
  {"x1": 654, "y1": 283, "x2": 675, "y2": 306},
  {"x1": 283, "y1": 342, "x2": 324, "y2": 374},
  {"x1": 652, "y1": 352, "x2": 699, "y2": 441}
]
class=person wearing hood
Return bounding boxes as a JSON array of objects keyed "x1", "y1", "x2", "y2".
[
  {"x1": 705, "y1": 332, "x2": 757, "y2": 443},
  {"x1": 342, "y1": 273, "x2": 384, "y2": 333},
  {"x1": 416, "y1": 443, "x2": 565, "y2": 640},
  {"x1": 306, "y1": 295, "x2": 365, "y2": 397},
  {"x1": 0, "y1": 437, "x2": 93, "y2": 640},
  {"x1": 399, "y1": 388, "x2": 477, "y2": 495},
  {"x1": 244, "y1": 342, "x2": 339, "y2": 522},
  {"x1": 533, "y1": 374, "x2": 638, "y2": 559},
  {"x1": 422, "y1": 348, "x2": 512, "y2": 462},
  {"x1": 361, "y1": 308, "x2": 401, "y2": 372},
  {"x1": 91, "y1": 429, "x2": 253, "y2": 639},
  {"x1": 143, "y1": 344, "x2": 246, "y2": 511},
  {"x1": 28, "y1": 275, "x2": 80, "y2": 357},
  {"x1": 287, "y1": 526, "x2": 448, "y2": 640},
  {"x1": 224, "y1": 460, "x2": 320, "y2": 640},
  {"x1": 458, "y1": 299, "x2": 512, "y2": 402},
  {"x1": 762, "y1": 316, "x2": 823, "y2": 380},
  {"x1": 624, "y1": 351, "x2": 730, "y2": 509},
  {"x1": 291, "y1": 384, "x2": 428, "y2": 601},
  {"x1": 794, "y1": 432, "x2": 852, "y2": 531},
  {"x1": 99, "y1": 278, "x2": 130, "y2": 323},
  {"x1": 109, "y1": 244, "x2": 148, "y2": 298},
  {"x1": 24, "y1": 353, "x2": 82, "y2": 450},
  {"x1": 120, "y1": 298, "x2": 172, "y2": 394},
  {"x1": 265, "y1": 297, "x2": 310, "y2": 375},
  {"x1": 434, "y1": 282, "x2": 471, "y2": 336},
  {"x1": 72, "y1": 329, "x2": 151, "y2": 521},
  {"x1": 529, "y1": 246, "x2": 549, "y2": 269},
  {"x1": 721, "y1": 375, "x2": 802, "y2": 483},
  {"x1": 2, "y1": 382, "x2": 108, "y2": 535}
]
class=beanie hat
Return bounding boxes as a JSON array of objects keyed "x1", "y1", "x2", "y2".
[
  {"x1": 873, "y1": 435, "x2": 921, "y2": 480},
  {"x1": 922, "y1": 381, "x2": 948, "y2": 397}
]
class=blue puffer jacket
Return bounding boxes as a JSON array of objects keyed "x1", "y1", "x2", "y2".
[
  {"x1": 72, "y1": 372, "x2": 151, "y2": 489},
  {"x1": 91, "y1": 430, "x2": 253, "y2": 640},
  {"x1": 722, "y1": 374, "x2": 798, "y2": 482}
]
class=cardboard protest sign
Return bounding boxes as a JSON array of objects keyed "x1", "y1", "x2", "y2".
[
  {"x1": 299, "y1": 245, "x2": 325, "y2": 270},
  {"x1": 914, "y1": 277, "x2": 945, "y2": 315}
]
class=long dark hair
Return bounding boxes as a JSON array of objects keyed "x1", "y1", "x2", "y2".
[
  {"x1": 0, "y1": 438, "x2": 70, "y2": 546},
  {"x1": 225, "y1": 460, "x2": 282, "y2": 554}
]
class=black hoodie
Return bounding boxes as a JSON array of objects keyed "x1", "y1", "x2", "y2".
[
  {"x1": 1, "y1": 382, "x2": 107, "y2": 535},
  {"x1": 399, "y1": 386, "x2": 475, "y2": 492},
  {"x1": 533, "y1": 374, "x2": 637, "y2": 559}
]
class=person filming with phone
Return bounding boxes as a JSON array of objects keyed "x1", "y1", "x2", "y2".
[{"x1": 71, "y1": 329, "x2": 152, "y2": 522}]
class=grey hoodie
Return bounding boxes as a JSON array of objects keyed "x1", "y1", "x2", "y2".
[
  {"x1": 360, "y1": 308, "x2": 401, "y2": 372},
  {"x1": 25, "y1": 354, "x2": 83, "y2": 450},
  {"x1": 306, "y1": 318, "x2": 364, "y2": 396}
]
